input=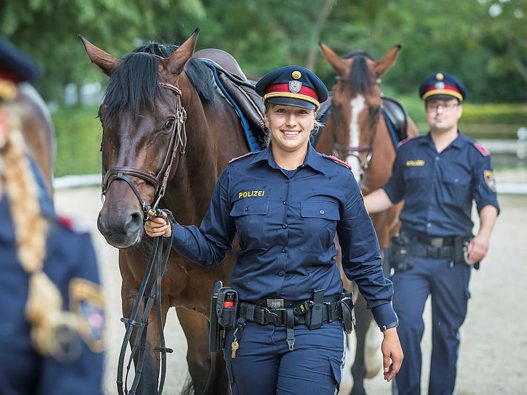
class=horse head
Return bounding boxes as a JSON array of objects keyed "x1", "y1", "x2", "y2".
[
  {"x1": 79, "y1": 29, "x2": 199, "y2": 248},
  {"x1": 319, "y1": 42, "x2": 400, "y2": 185}
]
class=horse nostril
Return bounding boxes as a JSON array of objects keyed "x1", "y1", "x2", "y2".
[{"x1": 126, "y1": 212, "x2": 144, "y2": 235}]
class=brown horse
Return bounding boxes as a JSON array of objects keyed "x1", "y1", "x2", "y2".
[
  {"x1": 80, "y1": 30, "x2": 249, "y2": 394},
  {"x1": 17, "y1": 83, "x2": 55, "y2": 194},
  {"x1": 316, "y1": 42, "x2": 418, "y2": 395}
]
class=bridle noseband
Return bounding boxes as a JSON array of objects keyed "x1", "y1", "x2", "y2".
[{"x1": 101, "y1": 82, "x2": 187, "y2": 220}]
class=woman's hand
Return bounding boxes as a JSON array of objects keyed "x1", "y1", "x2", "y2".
[
  {"x1": 381, "y1": 327, "x2": 404, "y2": 382},
  {"x1": 144, "y1": 211, "x2": 172, "y2": 238}
]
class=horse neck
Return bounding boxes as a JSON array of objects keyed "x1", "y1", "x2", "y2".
[
  {"x1": 163, "y1": 76, "x2": 245, "y2": 225},
  {"x1": 362, "y1": 120, "x2": 396, "y2": 194}
]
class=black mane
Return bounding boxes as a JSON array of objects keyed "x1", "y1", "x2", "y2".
[
  {"x1": 345, "y1": 50, "x2": 376, "y2": 94},
  {"x1": 103, "y1": 42, "x2": 214, "y2": 123}
]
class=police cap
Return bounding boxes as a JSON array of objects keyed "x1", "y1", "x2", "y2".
[
  {"x1": 419, "y1": 71, "x2": 467, "y2": 102},
  {"x1": 255, "y1": 65, "x2": 328, "y2": 110},
  {"x1": 0, "y1": 38, "x2": 41, "y2": 101}
]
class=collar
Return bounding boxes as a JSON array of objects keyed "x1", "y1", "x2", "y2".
[
  {"x1": 421, "y1": 131, "x2": 469, "y2": 150},
  {"x1": 250, "y1": 143, "x2": 326, "y2": 174}
]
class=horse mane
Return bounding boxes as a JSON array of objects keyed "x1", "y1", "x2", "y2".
[
  {"x1": 103, "y1": 42, "x2": 214, "y2": 123},
  {"x1": 343, "y1": 49, "x2": 375, "y2": 95}
]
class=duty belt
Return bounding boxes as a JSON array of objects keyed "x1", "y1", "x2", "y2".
[
  {"x1": 401, "y1": 229, "x2": 457, "y2": 247},
  {"x1": 240, "y1": 300, "x2": 341, "y2": 326}
]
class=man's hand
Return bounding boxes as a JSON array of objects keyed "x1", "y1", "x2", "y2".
[
  {"x1": 381, "y1": 327, "x2": 403, "y2": 382},
  {"x1": 144, "y1": 211, "x2": 172, "y2": 238},
  {"x1": 466, "y1": 232, "x2": 490, "y2": 264}
]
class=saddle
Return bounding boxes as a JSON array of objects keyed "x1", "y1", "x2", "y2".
[
  {"x1": 193, "y1": 49, "x2": 266, "y2": 150},
  {"x1": 381, "y1": 96, "x2": 409, "y2": 143}
]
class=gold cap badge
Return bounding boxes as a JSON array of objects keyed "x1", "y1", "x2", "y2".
[
  {"x1": 291, "y1": 70, "x2": 302, "y2": 80},
  {"x1": 435, "y1": 72, "x2": 444, "y2": 81}
]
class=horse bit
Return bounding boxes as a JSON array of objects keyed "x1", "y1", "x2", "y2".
[{"x1": 103, "y1": 81, "x2": 187, "y2": 395}]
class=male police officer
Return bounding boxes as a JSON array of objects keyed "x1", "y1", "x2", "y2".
[
  {"x1": 364, "y1": 72, "x2": 499, "y2": 395},
  {"x1": 0, "y1": 38, "x2": 105, "y2": 394}
]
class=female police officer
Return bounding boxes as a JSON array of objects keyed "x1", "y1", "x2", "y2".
[
  {"x1": 145, "y1": 65, "x2": 403, "y2": 394},
  {"x1": 0, "y1": 39, "x2": 105, "y2": 394}
]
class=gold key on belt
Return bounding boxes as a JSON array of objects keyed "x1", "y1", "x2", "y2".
[{"x1": 231, "y1": 339, "x2": 239, "y2": 359}]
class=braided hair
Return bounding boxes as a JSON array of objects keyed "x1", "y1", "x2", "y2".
[{"x1": 0, "y1": 103, "x2": 80, "y2": 360}]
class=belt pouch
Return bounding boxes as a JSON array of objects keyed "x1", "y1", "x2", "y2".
[
  {"x1": 216, "y1": 287, "x2": 238, "y2": 329},
  {"x1": 306, "y1": 289, "x2": 325, "y2": 330}
]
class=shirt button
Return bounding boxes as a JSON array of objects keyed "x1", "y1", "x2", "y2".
[
  {"x1": 285, "y1": 180, "x2": 289, "y2": 183},
  {"x1": 282, "y1": 248, "x2": 287, "y2": 253},
  {"x1": 283, "y1": 201, "x2": 287, "y2": 205},
  {"x1": 427, "y1": 223, "x2": 431, "y2": 228},
  {"x1": 278, "y1": 271, "x2": 285, "y2": 276},
  {"x1": 282, "y1": 224, "x2": 288, "y2": 229},
  {"x1": 320, "y1": 209, "x2": 325, "y2": 215},
  {"x1": 435, "y1": 156, "x2": 440, "y2": 161},
  {"x1": 244, "y1": 207, "x2": 248, "y2": 212}
]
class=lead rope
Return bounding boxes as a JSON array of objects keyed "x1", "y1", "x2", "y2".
[{"x1": 117, "y1": 209, "x2": 175, "y2": 395}]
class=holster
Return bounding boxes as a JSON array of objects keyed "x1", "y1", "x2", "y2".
[
  {"x1": 454, "y1": 236, "x2": 480, "y2": 270},
  {"x1": 209, "y1": 280, "x2": 223, "y2": 354},
  {"x1": 340, "y1": 292, "x2": 354, "y2": 334},
  {"x1": 384, "y1": 234, "x2": 413, "y2": 274}
]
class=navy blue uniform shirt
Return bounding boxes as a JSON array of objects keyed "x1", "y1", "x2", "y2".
[
  {"x1": 172, "y1": 144, "x2": 397, "y2": 328},
  {"x1": 383, "y1": 132, "x2": 500, "y2": 237},
  {"x1": 0, "y1": 195, "x2": 104, "y2": 394}
]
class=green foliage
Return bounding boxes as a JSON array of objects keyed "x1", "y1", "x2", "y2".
[{"x1": 52, "y1": 106, "x2": 102, "y2": 176}]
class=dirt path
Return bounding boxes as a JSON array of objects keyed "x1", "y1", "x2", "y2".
[{"x1": 55, "y1": 189, "x2": 527, "y2": 395}]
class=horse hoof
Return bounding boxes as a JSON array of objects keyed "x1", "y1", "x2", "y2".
[{"x1": 350, "y1": 386, "x2": 367, "y2": 395}]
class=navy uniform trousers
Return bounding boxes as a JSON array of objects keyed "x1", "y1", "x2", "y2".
[
  {"x1": 392, "y1": 256, "x2": 471, "y2": 395},
  {"x1": 224, "y1": 321, "x2": 345, "y2": 395}
]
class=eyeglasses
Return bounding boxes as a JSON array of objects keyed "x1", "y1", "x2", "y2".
[{"x1": 426, "y1": 103, "x2": 459, "y2": 112}]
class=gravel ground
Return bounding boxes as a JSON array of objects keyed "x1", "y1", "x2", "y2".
[{"x1": 55, "y1": 188, "x2": 527, "y2": 395}]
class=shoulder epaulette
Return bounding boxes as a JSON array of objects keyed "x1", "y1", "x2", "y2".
[
  {"x1": 472, "y1": 141, "x2": 490, "y2": 157},
  {"x1": 56, "y1": 215, "x2": 90, "y2": 234},
  {"x1": 397, "y1": 136, "x2": 416, "y2": 149},
  {"x1": 228, "y1": 151, "x2": 254, "y2": 164},
  {"x1": 322, "y1": 154, "x2": 352, "y2": 170}
]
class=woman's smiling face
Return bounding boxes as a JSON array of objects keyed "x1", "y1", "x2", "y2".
[{"x1": 265, "y1": 104, "x2": 315, "y2": 154}]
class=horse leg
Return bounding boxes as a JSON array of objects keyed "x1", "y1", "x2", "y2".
[
  {"x1": 349, "y1": 292, "x2": 372, "y2": 395},
  {"x1": 176, "y1": 306, "x2": 229, "y2": 395}
]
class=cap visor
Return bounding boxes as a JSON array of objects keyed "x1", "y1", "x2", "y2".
[{"x1": 267, "y1": 97, "x2": 316, "y2": 110}]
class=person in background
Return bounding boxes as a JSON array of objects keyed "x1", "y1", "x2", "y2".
[
  {"x1": 364, "y1": 72, "x2": 499, "y2": 395},
  {"x1": 145, "y1": 65, "x2": 403, "y2": 394},
  {"x1": 0, "y1": 38, "x2": 105, "y2": 395}
]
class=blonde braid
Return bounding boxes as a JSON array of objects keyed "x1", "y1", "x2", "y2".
[{"x1": 2, "y1": 105, "x2": 79, "y2": 360}]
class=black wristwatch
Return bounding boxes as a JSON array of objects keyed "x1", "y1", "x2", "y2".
[{"x1": 381, "y1": 321, "x2": 399, "y2": 332}]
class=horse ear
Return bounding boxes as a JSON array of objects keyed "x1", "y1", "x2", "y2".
[
  {"x1": 319, "y1": 42, "x2": 347, "y2": 77},
  {"x1": 164, "y1": 28, "x2": 200, "y2": 76},
  {"x1": 373, "y1": 45, "x2": 401, "y2": 77},
  {"x1": 78, "y1": 35, "x2": 120, "y2": 77}
]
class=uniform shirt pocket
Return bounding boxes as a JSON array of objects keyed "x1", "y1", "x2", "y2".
[
  {"x1": 443, "y1": 174, "x2": 472, "y2": 208},
  {"x1": 300, "y1": 200, "x2": 340, "y2": 254},
  {"x1": 230, "y1": 198, "x2": 269, "y2": 248}
]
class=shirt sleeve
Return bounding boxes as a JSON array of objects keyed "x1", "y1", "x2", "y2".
[
  {"x1": 337, "y1": 174, "x2": 398, "y2": 328},
  {"x1": 382, "y1": 149, "x2": 405, "y2": 204},
  {"x1": 171, "y1": 167, "x2": 236, "y2": 266},
  {"x1": 472, "y1": 154, "x2": 500, "y2": 214}
]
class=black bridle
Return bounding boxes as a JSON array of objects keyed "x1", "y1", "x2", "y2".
[{"x1": 108, "y1": 81, "x2": 186, "y2": 395}]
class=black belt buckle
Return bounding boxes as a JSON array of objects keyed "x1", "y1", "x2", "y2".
[
  {"x1": 266, "y1": 298, "x2": 284, "y2": 309},
  {"x1": 263, "y1": 307, "x2": 284, "y2": 326}
]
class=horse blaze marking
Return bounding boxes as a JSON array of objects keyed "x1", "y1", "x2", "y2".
[{"x1": 348, "y1": 95, "x2": 365, "y2": 182}]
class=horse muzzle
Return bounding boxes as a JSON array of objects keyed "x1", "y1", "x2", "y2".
[{"x1": 97, "y1": 206, "x2": 144, "y2": 249}]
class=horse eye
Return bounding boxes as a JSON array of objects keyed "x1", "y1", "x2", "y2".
[{"x1": 162, "y1": 118, "x2": 175, "y2": 131}]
